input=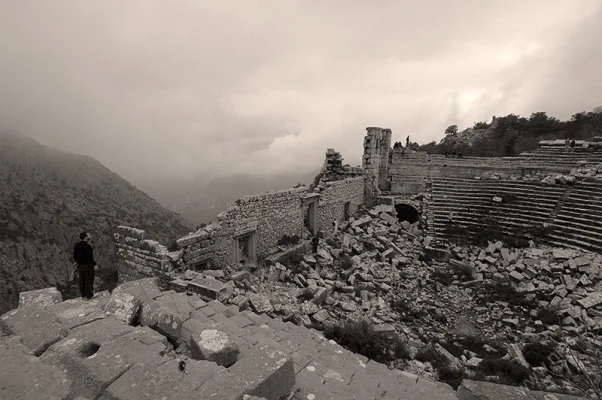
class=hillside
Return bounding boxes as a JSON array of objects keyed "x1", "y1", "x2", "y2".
[
  {"x1": 171, "y1": 170, "x2": 318, "y2": 225},
  {"x1": 421, "y1": 107, "x2": 602, "y2": 156},
  {"x1": 0, "y1": 130, "x2": 193, "y2": 313}
]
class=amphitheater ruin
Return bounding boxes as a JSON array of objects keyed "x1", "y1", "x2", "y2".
[{"x1": 3, "y1": 127, "x2": 602, "y2": 399}]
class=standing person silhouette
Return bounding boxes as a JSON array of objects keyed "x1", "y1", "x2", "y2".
[{"x1": 73, "y1": 232, "x2": 98, "y2": 299}]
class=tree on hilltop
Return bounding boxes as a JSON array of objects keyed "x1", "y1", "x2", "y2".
[
  {"x1": 445, "y1": 125, "x2": 458, "y2": 135},
  {"x1": 472, "y1": 121, "x2": 490, "y2": 130}
]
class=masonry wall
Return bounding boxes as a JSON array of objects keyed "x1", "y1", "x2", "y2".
[
  {"x1": 114, "y1": 226, "x2": 172, "y2": 283},
  {"x1": 176, "y1": 187, "x2": 307, "y2": 270},
  {"x1": 388, "y1": 152, "x2": 532, "y2": 195},
  {"x1": 363, "y1": 127, "x2": 392, "y2": 207},
  {"x1": 315, "y1": 176, "x2": 364, "y2": 236}
]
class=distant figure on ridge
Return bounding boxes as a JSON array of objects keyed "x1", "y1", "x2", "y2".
[
  {"x1": 570, "y1": 139, "x2": 576, "y2": 152},
  {"x1": 458, "y1": 152, "x2": 463, "y2": 158},
  {"x1": 565, "y1": 138, "x2": 570, "y2": 153},
  {"x1": 73, "y1": 232, "x2": 98, "y2": 299},
  {"x1": 406, "y1": 136, "x2": 410, "y2": 147},
  {"x1": 426, "y1": 152, "x2": 431, "y2": 162},
  {"x1": 311, "y1": 234, "x2": 319, "y2": 254}
]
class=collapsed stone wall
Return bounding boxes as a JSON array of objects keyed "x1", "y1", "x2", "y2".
[
  {"x1": 176, "y1": 187, "x2": 307, "y2": 271},
  {"x1": 314, "y1": 176, "x2": 364, "y2": 237},
  {"x1": 113, "y1": 226, "x2": 172, "y2": 282}
]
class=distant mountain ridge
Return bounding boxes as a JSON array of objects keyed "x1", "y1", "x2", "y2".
[
  {"x1": 0, "y1": 130, "x2": 193, "y2": 313},
  {"x1": 171, "y1": 171, "x2": 319, "y2": 225}
]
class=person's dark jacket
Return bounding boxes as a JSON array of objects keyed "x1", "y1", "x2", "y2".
[{"x1": 74, "y1": 240, "x2": 97, "y2": 266}]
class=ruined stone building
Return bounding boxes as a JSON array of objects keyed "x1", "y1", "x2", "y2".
[{"x1": 115, "y1": 128, "x2": 602, "y2": 281}]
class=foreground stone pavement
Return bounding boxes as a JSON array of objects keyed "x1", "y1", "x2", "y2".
[{"x1": 0, "y1": 280, "x2": 585, "y2": 400}]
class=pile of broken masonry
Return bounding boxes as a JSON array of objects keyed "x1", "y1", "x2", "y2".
[{"x1": 166, "y1": 202, "x2": 601, "y2": 398}]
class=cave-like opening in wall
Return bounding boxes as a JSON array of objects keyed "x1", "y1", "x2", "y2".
[{"x1": 395, "y1": 204, "x2": 419, "y2": 224}]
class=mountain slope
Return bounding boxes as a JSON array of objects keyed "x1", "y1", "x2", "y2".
[
  {"x1": 171, "y1": 171, "x2": 318, "y2": 225},
  {"x1": 0, "y1": 130, "x2": 193, "y2": 313}
]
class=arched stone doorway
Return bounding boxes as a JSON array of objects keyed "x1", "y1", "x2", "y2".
[{"x1": 394, "y1": 203, "x2": 420, "y2": 224}]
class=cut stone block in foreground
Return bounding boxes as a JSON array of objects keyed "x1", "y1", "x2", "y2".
[
  {"x1": 249, "y1": 293, "x2": 274, "y2": 314},
  {"x1": 99, "y1": 358, "x2": 224, "y2": 400},
  {"x1": 228, "y1": 343, "x2": 295, "y2": 400},
  {"x1": 138, "y1": 299, "x2": 183, "y2": 340},
  {"x1": 458, "y1": 379, "x2": 584, "y2": 400},
  {"x1": 18, "y1": 287, "x2": 63, "y2": 309},
  {"x1": 193, "y1": 369, "x2": 251, "y2": 400},
  {"x1": 189, "y1": 322, "x2": 239, "y2": 367},
  {"x1": 0, "y1": 304, "x2": 68, "y2": 356},
  {"x1": 103, "y1": 292, "x2": 141, "y2": 325},
  {"x1": 47, "y1": 298, "x2": 107, "y2": 330},
  {"x1": 41, "y1": 331, "x2": 169, "y2": 400},
  {"x1": 0, "y1": 343, "x2": 72, "y2": 400},
  {"x1": 187, "y1": 276, "x2": 232, "y2": 302},
  {"x1": 111, "y1": 277, "x2": 163, "y2": 302}
]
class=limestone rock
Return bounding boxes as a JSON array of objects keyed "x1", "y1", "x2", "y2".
[
  {"x1": 228, "y1": 343, "x2": 295, "y2": 400},
  {"x1": 187, "y1": 277, "x2": 233, "y2": 302},
  {"x1": 18, "y1": 287, "x2": 62, "y2": 309},
  {"x1": 249, "y1": 294, "x2": 273, "y2": 314},
  {"x1": 431, "y1": 343, "x2": 462, "y2": 372},
  {"x1": 47, "y1": 298, "x2": 106, "y2": 330},
  {"x1": 190, "y1": 323, "x2": 239, "y2": 367},
  {"x1": 104, "y1": 292, "x2": 141, "y2": 325},
  {"x1": 0, "y1": 343, "x2": 72, "y2": 400},
  {"x1": 0, "y1": 304, "x2": 68, "y2": 356},
  {"x1": 99, "y1": 358, "x2": 223, "y2": 400},
  {"x1": 138, "y1": 300, "x2": 183, "y2": 340},
  {"x1": 577, "y1": 292, "x2": 602, "y2": 309}
]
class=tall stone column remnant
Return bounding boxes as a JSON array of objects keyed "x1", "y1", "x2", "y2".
[{"x1": 362, "y1": 127, "x2": 392, "y2": 207}]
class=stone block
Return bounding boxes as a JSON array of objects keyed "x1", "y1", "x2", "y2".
[
  {"x1": 379, "y1": 212, "x2": 399, "y2": 227},
  {"x1": 43, "y1": 333, "x2": 168, "y2": 400},
  {"x1": 311, "y1": 288, "x2": 330, "y2": 306},
  {"x1": 431, "y1": 343, "x2": 461, "y2": 372},
  {"x1": 99, "y1": 358, "x2": 223, "y2": 400},
  {"x1": 249, "y1": 294, "x2": 274, "y2": 314},
  {"x1": 18, "y1": 287, "x2": 63, "y2": 309},
  {"x1": 0, "y1": 304, "x2": 68, "y2": 356},
  {"x1": 189, "y1": 323, "x2": 239, "y2": 367},
  {"x1": 188, "y1": 277, "x2": 232, "y2": 302},
  {"x1": 577, "y1": 292, "x2": 602, "y2": 309},
  {"x1": 139, "y1": 300, "x2": 183, "y2": 340},
  {"x1": 47, "y1": 298, "x2": 106, "y2": 330},
  {"x1": 103, "y1": 292, "x2": 141, "y2": 325},
  {"x1": 0, "y1": 343, "x2": 72, "y2": 400},
  {"x1": 506, "y1": 343, "x2": 529, "y2": 369},
  {"x1": 193, "y1": 369, "x2": 250, "y2": 400},
  {"x1": 111, "y1": 277, "x2": 162, "y2": 302},
  {"x1": 228, "y1": 343, "x2": 296, "y2": 400},
  {"x1": 509, "y1": 271, "x2": 525, "y2": 282}
]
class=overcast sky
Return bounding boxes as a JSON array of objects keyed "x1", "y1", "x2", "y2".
[{"x1": 1, "y1": 0, "x2": 601, "y2": 185}]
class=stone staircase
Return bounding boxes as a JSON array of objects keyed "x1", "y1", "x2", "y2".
[
  {"x1": 546, "y1": 182, "x2": 602, "y2": 253},
  {"x1": 431, "y1": 178, "x2": 565, "y2": 235},
  {"x1": 0, "y1": 280, "x2": 458, "y2": 400},
  {"x1": 162, "y1": 291, "x2": 458, "y2": 400},
  {"x1": 430, "y1": 177, "x2": 602, "y2": 254},
  {"x1": 430, "y1": 177, "x2": 565, "y2": 239}
]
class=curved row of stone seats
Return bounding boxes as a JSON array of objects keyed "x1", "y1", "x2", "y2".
[
  {"x1": 431, "y1": 177, "x2": 565, "y2": 239},
  {"x1": 546, "y1": 183, "x2": 602, "y2": 253},
  {"x1": 516, "y1": 152, "x2": 602, "y2": 166},
  {"x1": 0, "y1": 280, "x2": 458, "y2": 400}
]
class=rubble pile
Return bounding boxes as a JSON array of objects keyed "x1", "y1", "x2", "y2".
[{"x1": 164, "y1": 201, "x2": 601, "y2": 398}]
